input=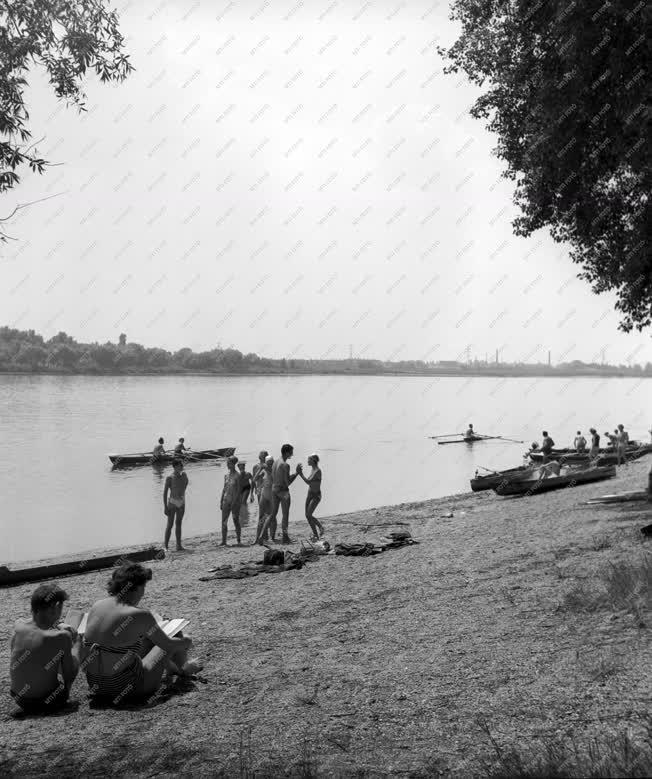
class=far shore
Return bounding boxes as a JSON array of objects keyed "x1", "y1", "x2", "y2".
[{"x1": 2, "y1": 462, "x2": 650, "y2": 776}]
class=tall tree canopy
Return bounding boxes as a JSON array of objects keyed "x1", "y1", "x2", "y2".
[
  {"x1": 440, "y1": 0, "x2": 650, "y2": 331},
  {"x1": 0, "y1": 0, "x2": 133, "y2": 238}
]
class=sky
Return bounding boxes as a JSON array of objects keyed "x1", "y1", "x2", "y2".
[{"x1": 1, "y1": 0, "x2": 650, "y2": 364}]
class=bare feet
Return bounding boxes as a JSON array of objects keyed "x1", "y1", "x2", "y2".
[
  {"x1": 180, "y1": 659, "x2": 204, "y2": 677},
  {"x1": 219, "y1": 541, "x2": 228, "y2": 547}
]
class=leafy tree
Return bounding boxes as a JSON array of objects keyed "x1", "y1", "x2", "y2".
[
  {"x1": 15, "y1": 342, "x2": 47, "y2": 369},
  {"x1": 0, "y1": 0, "x2": 133, "y2": 238},
  {"x1": 146, "y1": 348, "x2": 171, "y2": 368},
  {"x1": 50, "y1": 343, "x2": 77, "y2": 369},
  {"x1": 440, "y1": 0, "x2": 650, "y2": 331},
  {"x1": 90, "y1": 343, "x2": 118, "y2": 370}
]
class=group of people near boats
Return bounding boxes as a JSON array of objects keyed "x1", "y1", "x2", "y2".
[
  {"x1": 162, "y1": 441, "x2": 324, "y2": 551},
  {"x1": 534, "y1": 424, "x2": 631, "y2": 464},
  {"x1": 10, "y1": 563, "x2": 201, "y2": 713}
]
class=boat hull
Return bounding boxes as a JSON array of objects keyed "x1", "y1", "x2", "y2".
[
  {"x1": 527, "y1": 444, "x2": 652, "y2": 464},
  {"x1": 470, "y1": 466, "x2": 534, "y2": 492},
  {"x1": 1, "y1": 546, "x2": 162, "y2": 588},
  {"x1": 494, "y1": 465, "x2": 616, "y2": 496},
  {"x1": 109, "y1": 447, "x2": 236, "y2": 467}
]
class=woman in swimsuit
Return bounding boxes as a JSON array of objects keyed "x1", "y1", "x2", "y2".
[
  {"x1": 82, "y1": 561, "x2": 201, "y2": 703},
  {"x1": 297, "y1": 454, "x2": 324, "y2": 540}
]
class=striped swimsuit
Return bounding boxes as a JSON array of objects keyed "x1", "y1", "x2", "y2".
[{"x1": 83, "y1": 637, "x2": 146, "y2": 701}]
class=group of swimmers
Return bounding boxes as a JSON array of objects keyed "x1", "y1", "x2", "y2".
[
  {"x1": 9, "y1": 562, "x2": 202, "y2": 713},
  {"x1": 161, "y1": 442, "x2": 324, "y2": 551}
]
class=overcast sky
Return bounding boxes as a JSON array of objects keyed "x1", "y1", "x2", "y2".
[{"x1": 1, "y1": 0, "x2": 650, "y2": 364}]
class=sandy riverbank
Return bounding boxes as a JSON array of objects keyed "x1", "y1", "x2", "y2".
[{"x1": 1, "y1": 462, "x2": 651, "y2": 777}]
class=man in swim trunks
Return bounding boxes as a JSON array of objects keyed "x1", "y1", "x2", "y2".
[
  {"x1": 163, "y1": 459, "x2": 189, "y2": 551},
  {"x1": 10, "y1": 583, "x2": 81, "y2": 712},
  {"x1": 152, "y1": 437, "x2": 166, "y2": 460},
  {"x1": 220, "y1": 455, "x2": 242, "y2": 545},
  {"x1": 251, "y1": 450, "x2": 268, "y2": 504},
  {"x1": 237, "y1": 462, "x2": 253, "y2": 504},
  {"x1": 254, "y1": 455, "x2": 274, "y2": 544},
  {"x1": 174, "y1": 438, "x2": 187, "y2": 455},
  {"x1": 616, "y1": 424, "x2": 629, "y2": 466},
  {"x1": 541, "y1": 431, "x2": 555, "y2": 463},
  {"x1": 269, "y1": 444, "x2": 299, "y2": 544},
  {"x1": 573, "y1": 431, "x2": 587, "y2": 452},
  {"x1": 588, "y1": 428, "x2": 600, "y2": 460}
]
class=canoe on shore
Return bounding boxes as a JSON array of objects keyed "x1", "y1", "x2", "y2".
[
  {"x1": 470, "y1": 465, "x2": 536, "y2": 492},
  {"x1": 109, "y1": 447, "x2": 236, "y2": 467},
  {"x1": 0, "y1": 545, "x2": 163, "y2": 588},
  {"x1": 493, "y1": 465, "x2": 616, "y2": 497}
]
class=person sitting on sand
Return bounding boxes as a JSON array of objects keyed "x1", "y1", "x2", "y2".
[
  {"x1": 573, "y1": 431, "x2": 587, "y2": 452},
  {"x1": 269, "y1": 444, "x2": 299, "y2": 544},
  {"x1": 82, "y1": 561, "x2": 201, "y2": 704},
  {"x1": 251, "y1": 450, "x2": 268, "y2": 505},
  {"x1": 163, "y1": 459, "x2": 189, "y2": 551},
  {"x1": 152, "y1": 437, "x2": 166, "y2": 460},
  {"x1": 254, "y1": 455, "x2": 274, "y2": 544},
  {"x1": 297, "y1": 454, "x2": 325, "y2": 540},
  {"x1": 9, "y1": 583, "x2": 81, "y2": 713},
  {"x1": 220, "y1": 455, "x2": 242, "y2": 546}
]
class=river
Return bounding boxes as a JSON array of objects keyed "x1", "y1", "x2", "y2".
[{"x1": 2, "y1": 373, "x2": 650, "y2": 564}]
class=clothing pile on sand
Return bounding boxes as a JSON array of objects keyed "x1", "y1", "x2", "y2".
[{"x1": 198, "y1": 531, "x2": 418, "y2": 581}]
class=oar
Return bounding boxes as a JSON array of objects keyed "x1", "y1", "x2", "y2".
[
  {"x1": 491, "y1": 436, "x2": 526, "y2": 444},
  {"x1": 428, "y1": 433, "x2": 463, "y2": 439}
]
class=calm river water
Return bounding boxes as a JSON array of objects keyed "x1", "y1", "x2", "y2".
[{"x1": 2, "y1": 373, "x2": 650, "y2": 563}]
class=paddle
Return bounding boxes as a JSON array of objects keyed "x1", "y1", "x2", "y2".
[{"x1": 428, "y1": 433, "x2": 463, "y2": 439}]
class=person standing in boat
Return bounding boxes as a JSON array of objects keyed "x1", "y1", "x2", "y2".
[
  {"x1": 269, "y1": 443, "x2": 299, "y2": 544},
  {"x1": 220, "y1": 455, "x2": 242, "y2": 546},
  {"x1": 464, "y1": 424, "x2": 475, "y2": 441},
  {"x1": 588, "y1": 428, "x2": 600, "y2": 460},
  {"x1": 297, "y1": 454, "x2": 325, "y2": 540},
  {"x1": 174, "y1": 438, "x2": 187, "y2": 455},
  {"x1": 152, "y1": 437, "x2": 166, "y2": 460},
  {"x1": 251, "y1": 450, "x2": 268, "y2": 504},
  {"x1": 540, "y1": 431, "x2": 555, "y2": 463},
  {"x1": 573, "y1": 431, "x2": 587, "y2": 452},
  {"x1": 616, "y1": 424, "x2": 629, "y2": 466},
  {"x1": 163, "y1": 459, "x2": 189, "y2": 551}
]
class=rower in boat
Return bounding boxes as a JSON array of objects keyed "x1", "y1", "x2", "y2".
[
  {"x1": 540, "y1": 431, "x2": 555, "y2": 463},
  {"x1": 152, "y1": 437, "x2": 166, "y2": 461},
  {"x1": 464, "y1": 424, "x2": 476, "y2": 442},
  {"x1": 174, "y1": 438, "x2": 187, "y2": 455}
]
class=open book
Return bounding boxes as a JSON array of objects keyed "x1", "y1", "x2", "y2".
[{"x1": 65, "y1": 609, "x2": 188, "y2": 638}]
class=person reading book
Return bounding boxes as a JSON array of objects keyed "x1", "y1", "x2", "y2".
[
  {"x1": 9, "y1": 583, "x2": 81, "y2": 713},
  {"x1": 80, "y1": 561, "x2": 202, "y2": 704}
]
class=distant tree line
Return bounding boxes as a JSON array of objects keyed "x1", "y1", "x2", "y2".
[{"x1": 1, "y1": 327, "x2": 652, "y2": 377}]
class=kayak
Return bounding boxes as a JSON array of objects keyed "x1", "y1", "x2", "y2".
[
  {"x1": 439, "y1": 436, "x2": 499, "y2": 445},
  {"x1": 109, "y1": 447, "x2": 236, "y2": 467},
  {"x1": 494, "y1": 465, "x2": 616, "y2": 496}
]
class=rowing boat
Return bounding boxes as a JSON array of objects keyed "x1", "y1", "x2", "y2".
[
  {"x1": 109, "y1": 447, "x2": 236, "y2": 467},
  {"x1": 1, "y1": 545, "x2": 162, "y2": 588},
  {"x1": 493, "y1": 465, "x2": 616, "y2": 496},
  {"x1": 527, "y1": 444, "x2": 652, "y2": 465},
  {"x1": 470, "y1": 465, "x2": 535, "y2": 492}
]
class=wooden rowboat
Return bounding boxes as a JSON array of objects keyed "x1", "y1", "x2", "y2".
[
  {"x1": 493, "y1": 465, "x2": 616, "y2": 497},
  {"x1": 528, "y1": 444, "x2": 652, "y2": 465},
  {"x1": 470, "y1": 465, "x2": 536, "y2": 492},
  {"x1": 0, "y1": 545, "x2": 163, "y2": 588},
  {"x1": 109, "y1": 446, "x2": 236, "y2": 467}
]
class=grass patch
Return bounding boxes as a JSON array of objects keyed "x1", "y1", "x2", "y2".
[{"x1": 478, "y1": 719, "x2": 652, "y2": 778}]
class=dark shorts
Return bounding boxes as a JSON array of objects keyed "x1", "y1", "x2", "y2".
[{"x1": 11, "y1": 682, "x2": 69, "y2": 713}]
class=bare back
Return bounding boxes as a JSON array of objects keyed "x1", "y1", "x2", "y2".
[{"x1": 10, "y1": 620, "x2": 72, "y2": 698}]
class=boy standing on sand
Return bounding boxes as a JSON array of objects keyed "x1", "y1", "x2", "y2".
[
  {"x1": 10, "y1": 583, "x2": 81, "y2": 712},
  {"x1": 163, "y1": 459, "x2": 189, "y2": 551},
  {"x1": 254, "y1": 456, "x2": 274, "y2": 544},
  {"x1": 616, "y1": 424, "x2": 629, "y2": 466},
  {"x1": 220, "y1": 455, "x2": 242, "y2": 546},
  {"x1": 269, "y1": 444, "x2": 299, "y2": 544},
  {"x1": 251, "y1": 450, "x2": 268, "y2": 504}
]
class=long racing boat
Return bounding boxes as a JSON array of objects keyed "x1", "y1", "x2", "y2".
[
  {"x1": 493, "y1": 464, "x2": 616, "y2": 496},
  {"x1": 109, "y1": 447, "x2": 236, "y2": 467}
]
